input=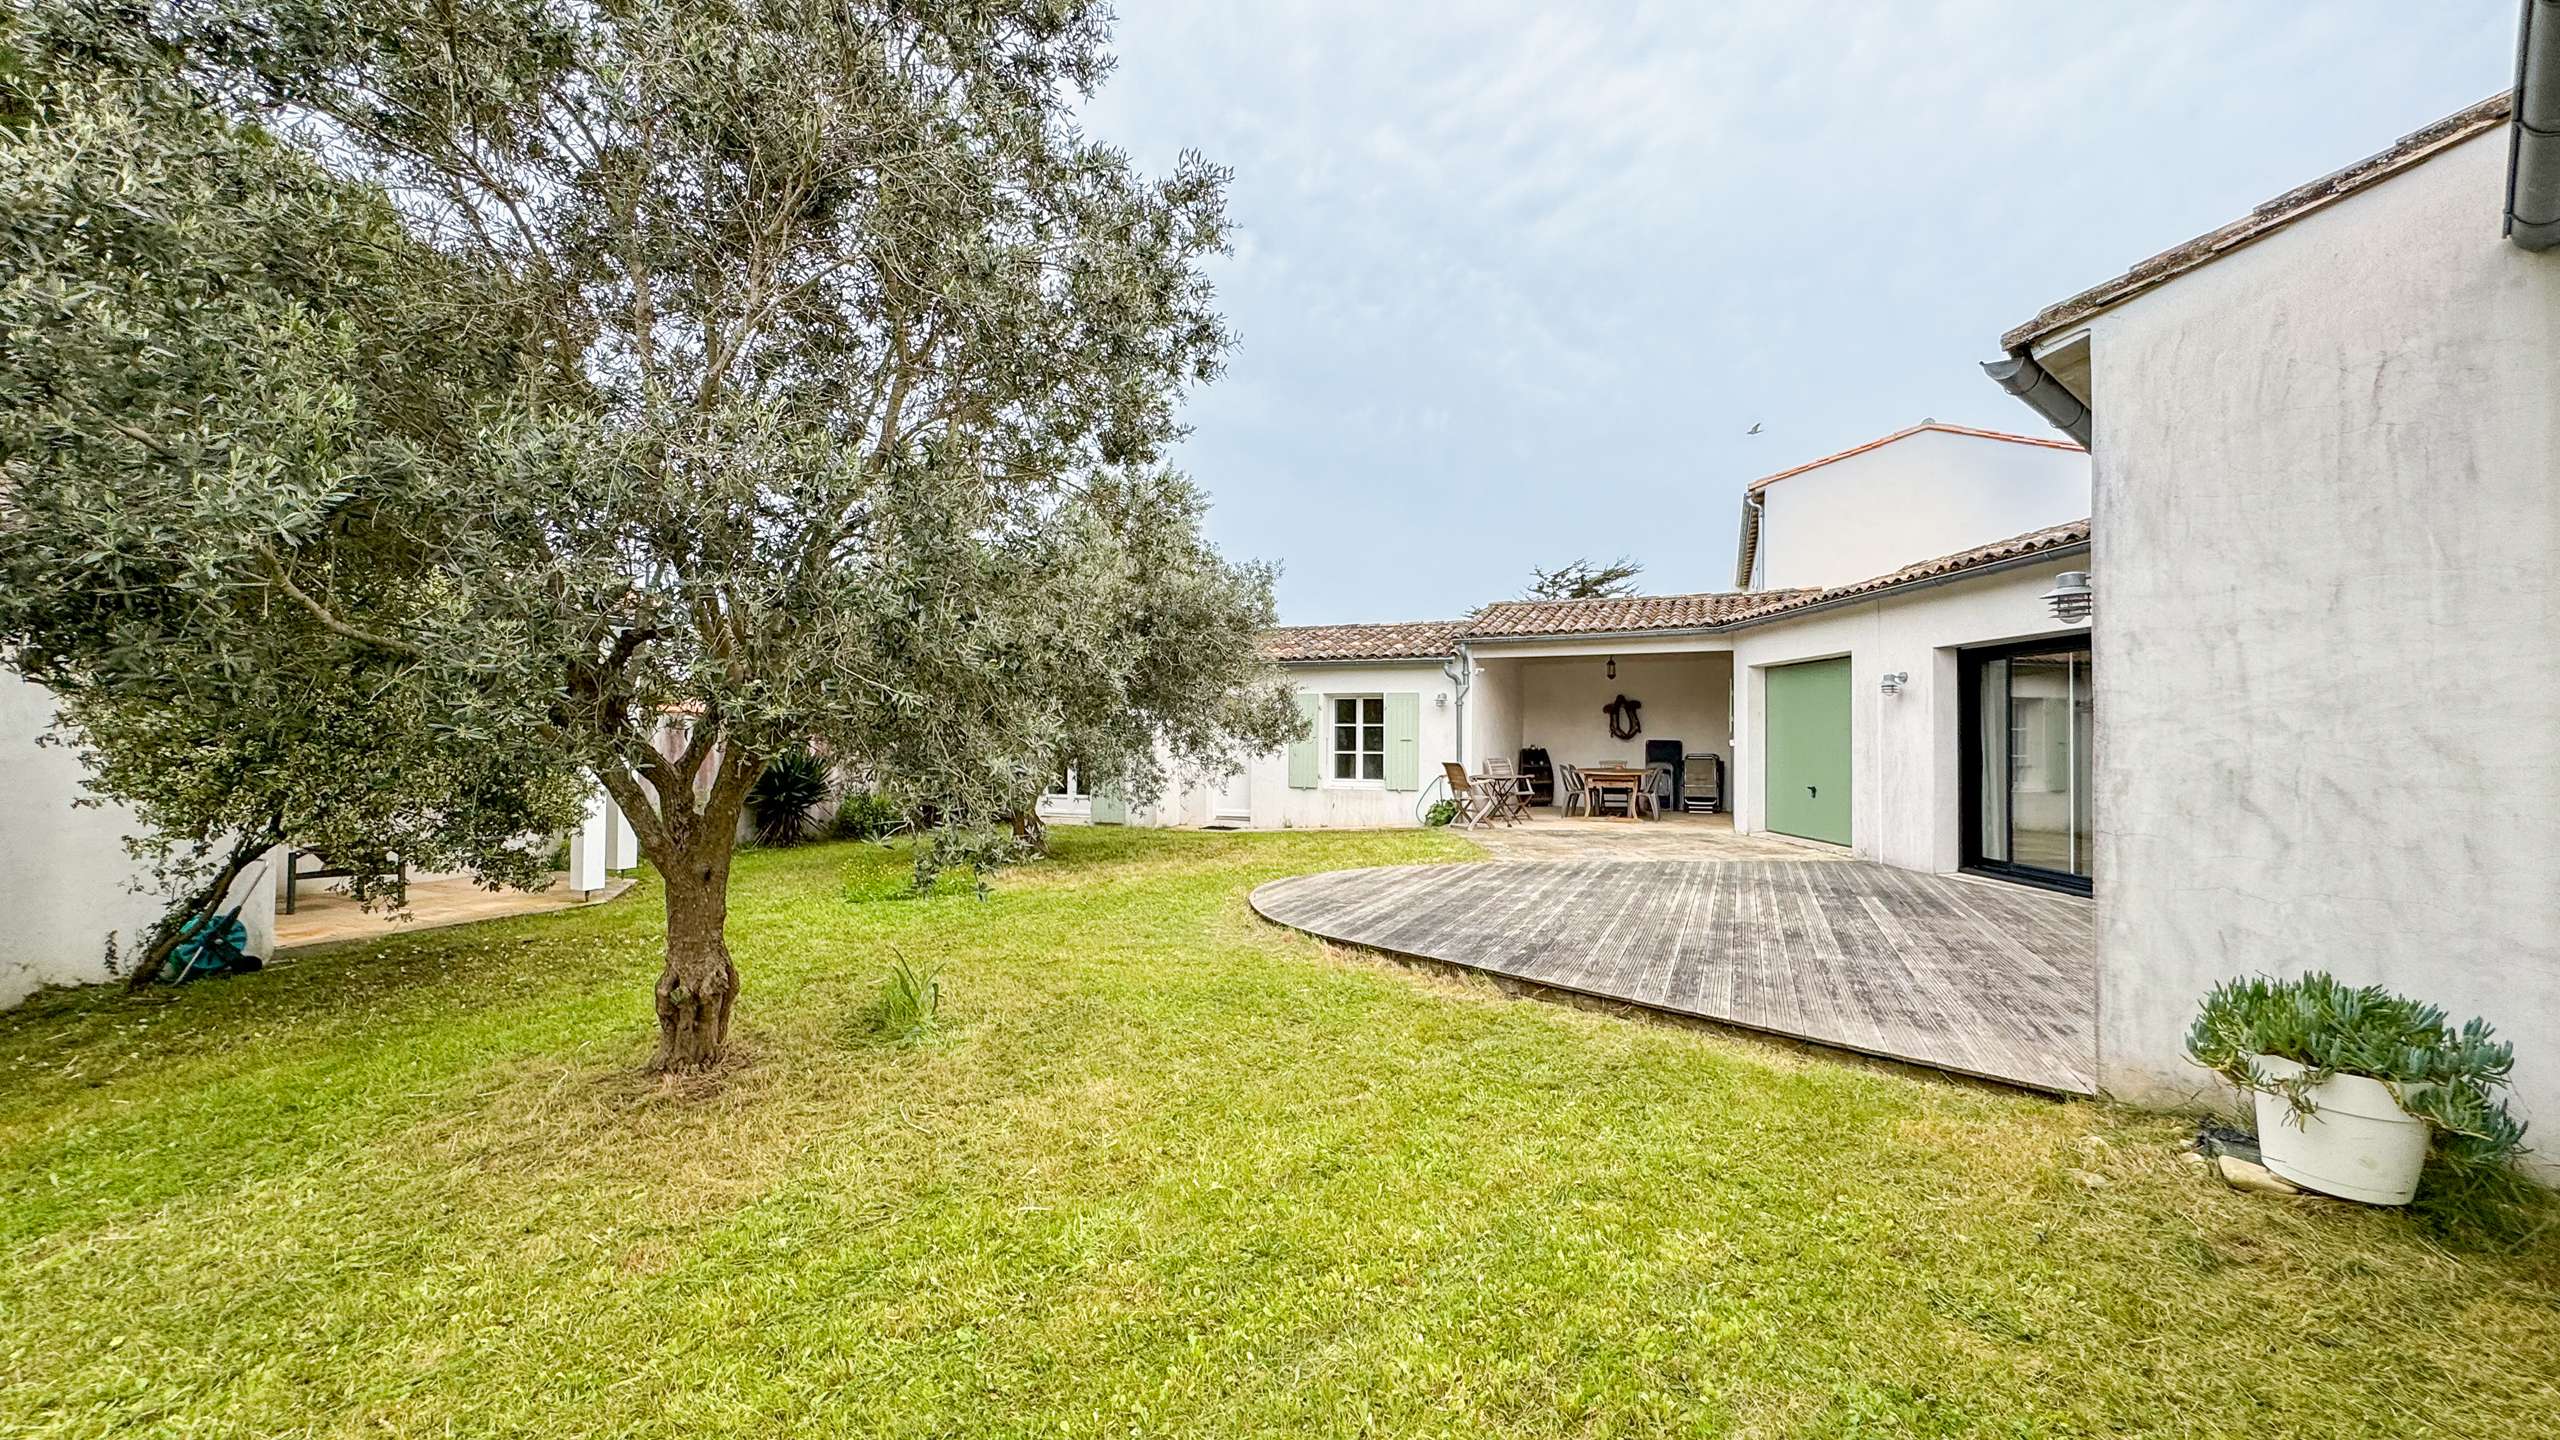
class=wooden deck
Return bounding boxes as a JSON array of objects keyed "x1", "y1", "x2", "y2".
[{"x1": 1250, "y1": 860, "x2": 2097, "y2": 1093}]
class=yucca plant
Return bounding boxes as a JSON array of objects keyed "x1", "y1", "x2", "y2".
[
  {"x1": 2188, "y1": 971, "x2": 2537, "y2": 1239},
  {"x1": 747, "y1": 749, "x2": 833, "y2": 847}
]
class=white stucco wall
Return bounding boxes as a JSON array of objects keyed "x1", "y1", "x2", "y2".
[
  {"x1": 1508, "y1": 652, "x2": 1732, "y2": 775},
  {"x1": 1754, "y1": 428, "x2": 2089, "y2": 591},
  {"x1": 2075, "y1": 127, "x2": 2560, "y2": 1143},
  {"x1": 1, "y1": 674, "x2": 277, "y2": 1006},
  {"x1": 1730, "y1": 560, "x2": 2091, "y2": 873},
  {"x1": 1143, "y1": 661, "x2": 1460, "y2": 829}
]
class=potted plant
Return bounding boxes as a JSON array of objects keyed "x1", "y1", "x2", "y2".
[{"x1": 2187, "y1": 972, "x2": 2528, "y2": 1206}]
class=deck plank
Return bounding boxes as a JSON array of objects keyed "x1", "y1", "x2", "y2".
[{"x1": 1252, "y1": 858, "x2": 2097, "y2": 1094}]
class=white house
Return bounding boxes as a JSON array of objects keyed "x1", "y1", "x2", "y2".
[
  {"x1": 1142, "y1": 423, "x2": 2098, "y2": 903},
  {"x1": 1983, "y1": 86, "x2": 2560, "y2": 1126}
]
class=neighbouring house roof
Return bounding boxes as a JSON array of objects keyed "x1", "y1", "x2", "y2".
[
  {"x1": 1261, "y1": 519, "x2": 2090, "y2": 662},
  {"x1": 2002, "y1": 94, "x2": 2513, "y2": 353},
  {"x1": 1466, "y1": 588, "x2": 1811, "y2": 641},
  {"x1": 1258, "y1": 619, "x2": 1470, "y2": 663}
]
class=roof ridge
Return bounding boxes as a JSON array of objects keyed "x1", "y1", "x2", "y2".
[{"x1": 1743, "y1": 421, "x2": 2086, "y2": 495}]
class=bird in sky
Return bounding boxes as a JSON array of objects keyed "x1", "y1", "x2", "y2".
[{"x1": 1745, "y1": 422, "x2": 1762, "y2": 435}]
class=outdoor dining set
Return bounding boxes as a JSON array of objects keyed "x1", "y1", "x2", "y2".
[{"x1": 1439, "y1": 757, "x2": 1706, "y2": 830}]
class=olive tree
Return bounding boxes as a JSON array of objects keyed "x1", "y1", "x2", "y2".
[
  {"x1": 4, "y1": 0, "x2": 1293, "y2": 1068},
  {"x1": 0, "y1": 6, "x2": 589, "y2": 984}
]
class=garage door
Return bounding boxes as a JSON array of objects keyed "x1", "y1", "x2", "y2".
[{"x1": 1765, "y1": 657, "x2": 1851, "y2": 845}]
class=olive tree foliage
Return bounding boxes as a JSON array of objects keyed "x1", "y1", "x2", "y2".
[
  {"x1": 0, "y1": 7, "x2": 589, "y2": 986},
  {"x1": 10, "y1": 0, "x2": 1295, "y2": 1068}
]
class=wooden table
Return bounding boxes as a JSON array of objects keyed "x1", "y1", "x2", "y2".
[
  {"x1": 1473, "y1": 773, "x2": 1535, "y2": 823},
  {"x1": 1577, "y1": 765, "x2": 1648, "y2": 820}
]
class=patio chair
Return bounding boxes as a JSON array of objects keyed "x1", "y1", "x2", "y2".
[
  {"x1": 1440, "y1": 762, "x2": 1500, "y2": 830},
  {"x1": 1555, "y1": 763, "x2": 1589, "y2": 816},
  {"x1": 1640, "y1": 763, "x2": 1675, "y2": 821}
]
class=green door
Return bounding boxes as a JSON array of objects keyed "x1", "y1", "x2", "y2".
[{"x1": 1765, "y1": 658, "x2": 1851, "y2": 845}]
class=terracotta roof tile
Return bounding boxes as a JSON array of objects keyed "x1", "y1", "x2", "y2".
[
  {"x1": 1259, "y1": 522, "x2": 2092, "y2": 656},
  {"x1": 1259, "y1": 619, "x2": 1467, "y2": 663},
  {"x1": 1723, "y1": 520, "x2": 2091, "y2": 624},
  {"x1": 2003, "y1": 95, "x2": 2510, "y2": 351},
  {"x1": 1467, "y1": 589, "x2": 1809, "y2": 639}
]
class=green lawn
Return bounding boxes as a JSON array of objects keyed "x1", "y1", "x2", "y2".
[{"x1": 2, "y1": 829, "x2": 2554, "y2": 1438}]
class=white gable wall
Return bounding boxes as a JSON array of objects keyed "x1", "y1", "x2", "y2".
[{"x1": 1754, "y1": 429, "x2": 2089, "y2": 591}]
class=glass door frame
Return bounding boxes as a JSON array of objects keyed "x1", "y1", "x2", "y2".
[{"x1": 1959, "y1": 636, "x2": 2095, "y2": 897}]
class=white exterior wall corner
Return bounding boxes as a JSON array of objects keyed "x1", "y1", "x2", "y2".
[
  {"x1": 2, "y1": 674, "x2": 279, "y2": 1007},
  {"x1": 2082, "y1": 128, "x2": 2560, "y2": 1152},
  {"x1": 1730, "y1": 561, "x2": 2092, "y2": 873}
]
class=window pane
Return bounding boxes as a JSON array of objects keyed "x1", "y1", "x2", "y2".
[
  {"x1": 1362, "y1": 697, "x2": 1384, "y2": 724},
  {"x1": 1334, "y1": 752, "x2": 1355, "y2": 779},
  {"x1": 1362, "y1": 725, "x2": 1384, "y2": 755},
  {"x1": 1334, "y1": 725, "x2": 1356, "y2": 752},
  {"x1": 1362, "y1": 752, "x2": 1384, "y2": 780},
  {"x1": 1334, "y1": 698, "x2": 1357, "y2": 725}
]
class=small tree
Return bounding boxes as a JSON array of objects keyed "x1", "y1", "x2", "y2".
[
  {"x1": 1525, "y1": 556, "x2": 1644, "y2": 601},
  {"x1": 3, "y1": 0, "x2": 1289, "y2": 1069}
]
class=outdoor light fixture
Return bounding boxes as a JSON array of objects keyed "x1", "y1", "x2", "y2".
[
  {"x1": 1434, "y1": 692, "x2": 1448, "y2": 709},
  {"x1": 1606, "y1": 656, "x2": 1617, "y2": 680},
  {"x1": 2043, "y1": 570, "x2": 2094, "y2": 623},
  {"x1": 1880, "y1": 671, "x2": 1909, "y2": 696}
]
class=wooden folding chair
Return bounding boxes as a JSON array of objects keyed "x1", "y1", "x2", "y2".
[{"x1": 1441, "y1": 762, "x2": 1499, "y2": 830}]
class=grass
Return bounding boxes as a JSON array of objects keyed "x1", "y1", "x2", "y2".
[{"x1": 1, "y1": 827, "x2": 2555, "y2": 1438}]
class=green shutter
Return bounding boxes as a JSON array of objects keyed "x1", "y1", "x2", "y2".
[
  {"x1": 1286, "y1": 692, "x2": 1322, "y2": 789},
  {"x1": 1089, "y1": 781, "x2": 1127, "y2": 825},
  {"x1": 1382, "y1": 692, "x2": 1421, "y2": 791}
]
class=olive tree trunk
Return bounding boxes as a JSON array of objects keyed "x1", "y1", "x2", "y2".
[{"x1": 650, "y1": 841, "x2": 738, "y2": 1071}]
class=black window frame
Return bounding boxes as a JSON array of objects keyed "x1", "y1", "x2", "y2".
[{"x1": 1959, "y1": 636, "x2": 2095, "y2": 897}]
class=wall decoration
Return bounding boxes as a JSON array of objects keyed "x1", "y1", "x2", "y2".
[{"x1": 1603, "y1": 693, "x2": 1643, "y2": 742}]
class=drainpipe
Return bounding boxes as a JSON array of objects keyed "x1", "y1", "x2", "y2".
[
  {"x1": 2509, "y1": 0, "x2": 2560, "y2": 249},
  {"x1": 1443, "y1": 644, "x2": 1473, "y2": 765},
  {"x1": 1980, "y1": 353, "x2": 2093, "y2": 446}
]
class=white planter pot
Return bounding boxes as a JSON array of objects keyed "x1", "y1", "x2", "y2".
[{"x1": 2250, "y1": 1054, "x2": 2430, "y2": 1205}]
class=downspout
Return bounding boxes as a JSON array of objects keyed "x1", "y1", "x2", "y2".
[
  {"x1": 1979, "y1": 353, "x2": 2092, "y2": 446},
  {"x1": 2509, "y1": 0, "x2": 2560, "y2": 249},
  {"x1": 1733, "y1": 491, "x2": 1765, "y2": 590},
  {"x1": 1443, "y1": 643, "x2": 1472, "y2": 766}
]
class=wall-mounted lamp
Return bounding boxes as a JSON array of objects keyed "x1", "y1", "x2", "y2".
[
  {"x1": 1879, "y1": 671, "x2": 1909, "y2": 696},
  {"x1": 2043, "y1": 570, "x2": 2094, "y2": 623},
  {"x1": 1434, "y1": 692, "x2": 1448, "y2": 709},
  {"x1": 1606, "y1": 655, "x2": 1617, "y2": 680}
]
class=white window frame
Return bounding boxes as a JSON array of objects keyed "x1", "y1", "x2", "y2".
[{"x1": 1325, "y1": 694, "x2": 1388, "y2": 788}]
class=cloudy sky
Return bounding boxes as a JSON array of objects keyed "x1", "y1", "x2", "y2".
[{"x1": 1077, "y1": 1, "x2": 2519, "y2": 625}]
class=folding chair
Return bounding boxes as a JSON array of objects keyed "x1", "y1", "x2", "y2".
[{"x1": 1441, "y1": 762, "x2": 1499, "y2": 830}]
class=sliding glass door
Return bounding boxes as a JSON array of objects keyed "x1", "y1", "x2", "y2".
[{"x1": 1962, "y1": 640, "x2": 2094, "y2": 893}]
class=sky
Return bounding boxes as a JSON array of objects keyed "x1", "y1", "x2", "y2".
[{"x1": 1076, "y1": 0, "x2": 2521, "y2": 625}]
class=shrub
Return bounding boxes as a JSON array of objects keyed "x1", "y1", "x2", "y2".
[
  {"x1": 1422, "y1": 799, "x2": 1457, "y2": 828},
  {"x1": 830, "y1": 788, "x2": 904, "y2": 842},
  {"x1": 747, "y1": 749, "x2": 833, "y2": 846},
  {"x1": 2188, "y1": 971, "x2": 2541, "y2": 1241}
]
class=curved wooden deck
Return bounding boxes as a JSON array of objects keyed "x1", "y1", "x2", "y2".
[{"x1": 1251, "y1": 860, "x2": 2096, "y2": 1094}]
